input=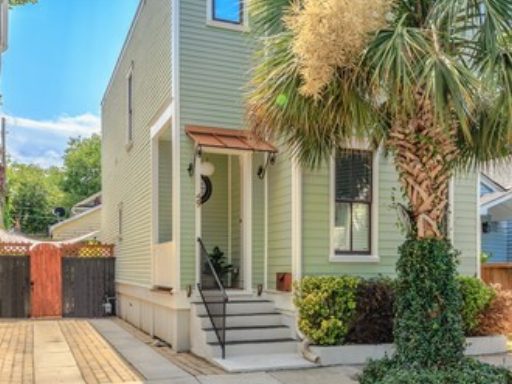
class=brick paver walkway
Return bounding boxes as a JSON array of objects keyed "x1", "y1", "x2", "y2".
[{"x1": 0, "y1": 320, "x2": 142, "y2": 384}]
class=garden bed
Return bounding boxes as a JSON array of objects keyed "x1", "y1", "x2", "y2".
[{"x1": 308, "y1": 335, "x2": 508, "y2": 366}]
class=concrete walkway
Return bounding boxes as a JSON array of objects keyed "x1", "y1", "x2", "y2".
[
  {"x1": 33, "y1": 322, "x2": 85, "y2": 383},
  {"x1": 91, "y1": 319, "x2": 195, "y2": 384}
]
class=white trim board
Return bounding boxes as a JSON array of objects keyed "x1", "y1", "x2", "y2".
[{"x1": 171, "y1": 0, "x2": 181, "y2": 290}]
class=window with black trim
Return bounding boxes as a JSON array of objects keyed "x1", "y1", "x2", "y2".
[
  {"x1": 212, "y1": 0, "x2": 243, "y2": 25},
  {"x1": 333, "y1": 149, "x2": 372, "y2": 254},
  {"x1": 127, "y1": 72, "x2": 133, "y2": 144}
]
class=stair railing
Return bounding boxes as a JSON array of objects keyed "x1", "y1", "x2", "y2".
[{"x1": 196, "y1": 237, "x2": 229, "y2": 359}]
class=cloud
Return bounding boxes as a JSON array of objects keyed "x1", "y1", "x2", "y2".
[
  {"x1": 4, "y1": 113, "x2": 101, "y2": 168},
  {"x1": 5, "y1": 113, "x2": 101, "y2": 137}
]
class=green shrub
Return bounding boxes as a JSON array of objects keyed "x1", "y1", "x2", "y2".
[
  {"x1": 360, "y1": 357, "x2": 511, "y2": 384},
  {"x1": 293, "y1": 276, "x2": 359, "y2": 345},
  {"x1": 346, "y1": 277, "x2": 395, "y2": 344},
  {"x1": 458, "y1": 276, "x2": 495, "y2": 335}
]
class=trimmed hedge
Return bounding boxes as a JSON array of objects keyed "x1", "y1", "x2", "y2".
[
  {"x1": 294, "y1": 274, "x2": 508, "y2": 346},
  {"x1": 458, "y1": 276, "x2": 495, "y2": 335},
  {"x1": 293, "y1": 276, "x2": 359, "y2": 345},
  {"x1": 360, "y1": 356, "x2": 511, "y2": 384}
]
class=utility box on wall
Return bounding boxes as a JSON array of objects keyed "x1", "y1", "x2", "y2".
[{"x1": 276, "y1": 272, "x2": 292, "y2": 292}]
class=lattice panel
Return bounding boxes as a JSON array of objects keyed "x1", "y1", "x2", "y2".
[
  {"x1": 0, "y1": 242, "x2": 31, "y2": 256},
  {"x1": 61, "y1": 242, "x2": 114, "y2": 258}
]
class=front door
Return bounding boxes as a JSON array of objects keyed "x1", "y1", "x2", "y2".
[
  {"x1": 30, "y1": 243, "x2": 62, "y2": 317},
  {"x1": 198, "y1": 152, "x2": 247, "y2": 289}
]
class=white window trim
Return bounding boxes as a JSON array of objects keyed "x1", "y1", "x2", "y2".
[
  {"x1": 206, "y1": 0, "x2": 249, "y2": 32},
  {"x1": 118, "y1": 202, "x2": 124, "y2": 241},
  {"x1": 329, "y1": 145, "x2": 380, "y2": 263},
  {"x1": 125, "y1": 64, "x2": 134, "y2": 151}
]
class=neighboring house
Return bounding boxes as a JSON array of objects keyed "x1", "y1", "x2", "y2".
[
  {"x1": 50, "y1": 193, "x2": 101, "y2": 241},
  {"x1": 480, "y1": 169, "x2": 512, "y2": 263},
  {"x1": 100, "y1": 0, "x2": 481, "y2": 368}
]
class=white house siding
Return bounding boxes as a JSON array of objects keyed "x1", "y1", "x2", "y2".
[{"x1": 51, "y1": 208, "x2": 101, "y2": 241}]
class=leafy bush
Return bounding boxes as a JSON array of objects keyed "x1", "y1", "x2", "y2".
[
  {"x1": 360, "y1": 357, "x2": 511, "y2": 384},
  {"x1": 293, "y1": 276, "x2": 359, "y2": 345},
  {"x1": 393, "y1": 239, "x2": 465, "y2": 367},
  {"x1": 475, "y1": 285, "x2": 512, "y2": 336},
  {"x1": 346, "y1": 277, "x2": 395, "y2": 344},
  {"x1": 458, "y1": 276, "x2": 495, "y2": 335}
]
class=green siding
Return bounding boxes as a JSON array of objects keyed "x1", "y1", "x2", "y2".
[
  {"x1": 202, "y1": 154, "x2": 229, "y2": 255},
  {"x1": 178, "y1": 0, "x2": 254, "y2": 287},
  {"x1": 302, "y1": 152, "x2": 478, "y2": 277},
  {"x1": 101, "y1": 0, "x2": 171, "y2": 286},
  {"x1": 453, "y1": 172, "x2": 479, "y2": 276},
  {"x1": 158, "y1": 139, "x2": 173, "y2": 243},
  {"x1": 267, "y1": 154, "x2": 292, "y2": 289},
  {"x1": 230, "y1": 156, "x2": 242, "y2": 286}
]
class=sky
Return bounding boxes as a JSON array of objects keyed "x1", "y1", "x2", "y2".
[{"x1": 1, "y1": 0, "x2": 139, "y2": 168}]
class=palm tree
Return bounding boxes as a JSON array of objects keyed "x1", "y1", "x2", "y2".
[{"x1": 248, "y1": 0, "x2": 512, "y2": 380}]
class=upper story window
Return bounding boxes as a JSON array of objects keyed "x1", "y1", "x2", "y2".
[
  {"x1": 212, "y1": 0, "x2": 243, "y2": 24},
  {"x1": 126, "y1": 69, "x2": 134, "y2": 147},
  {"x1": 333, "y1": 149, "x2": 373, "y2": 255},
  {"x1": 207, "y1": 0, "x2": 247, "y2": 30}
]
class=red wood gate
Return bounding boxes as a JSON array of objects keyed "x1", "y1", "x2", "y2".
[{"x1": 30, "y1": 243, "x2": 62, "y2": 317}]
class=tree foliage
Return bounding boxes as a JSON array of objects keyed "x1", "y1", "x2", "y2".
[
  {"x1": 6, "y1": 163, "x2": 62, "y2": 234},
  {"x1": 5, "y1": 134, "x2": 101, "y2": 235},
  {"x1": 60, "y1": 134, "x2": 101, "y2": 206},
  {"x1": 248, "y1": 0, "x2": 512, "y2": 380},
  {"x1": 8, "y1": 0, "x2": 37, "y2": 6}
]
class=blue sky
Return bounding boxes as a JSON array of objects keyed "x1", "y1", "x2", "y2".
[{"x1": 2, "y1": 0, "x2": 139, "y2": 167}]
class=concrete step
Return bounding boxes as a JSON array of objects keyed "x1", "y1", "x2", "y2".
[
  {"x1": 212, "y1": 353, "x2": 317, "y2": 373},
  {"x1": 208, "y1": 339, "x2": 298, "y2": 358},
  {"x1": 193, "y1": 300, "x2": 275, "y2": 316},
  {"x1": 198, "y1": 312, "x2": 283, "y2": 328},
  {"x1": 204, "y1": 325, "x2": 291, "y2": 343}
]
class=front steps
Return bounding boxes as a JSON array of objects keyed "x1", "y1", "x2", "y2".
[{"x1": 190, "y1": 294, "x2": 315, "y2": 372}]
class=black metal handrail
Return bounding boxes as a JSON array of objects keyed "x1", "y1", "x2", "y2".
[{"x1": 196, "y1": 237, "x2": 229, "y2": 359}]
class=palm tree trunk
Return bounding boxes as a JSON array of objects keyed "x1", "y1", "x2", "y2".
[{"x1": 388, "y1": 92, "x2": 459, "y2": 239}]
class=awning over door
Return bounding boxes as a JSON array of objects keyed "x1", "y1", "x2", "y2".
[{"x1": 186, "y1": 125, "x2": 277, "y2": 153}]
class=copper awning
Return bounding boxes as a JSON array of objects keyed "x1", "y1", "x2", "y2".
[{"x1": 185, "y1": 125, "x2": 277, "y2": 153}]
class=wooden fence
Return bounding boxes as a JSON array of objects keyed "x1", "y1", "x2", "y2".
[
  {"x1": 481, "y1": 263, "x2": 512, "y2": 291},
  {"x1": 0, "y1": 256, "x2": 30, "y2": 318},
  {"x1": 0, "y1": 241, "x2": 115, "y2": 318}
]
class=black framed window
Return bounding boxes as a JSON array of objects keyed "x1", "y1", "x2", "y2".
[
  {"x1": 127, "y1": 72, "x2": 133, "y2": 143},
  {"x1": 212, "y1": 0, "x2": 243, "y2": 25},
  {"x1": 333, "y1": 149, "x2": 373, "y2": 254}
]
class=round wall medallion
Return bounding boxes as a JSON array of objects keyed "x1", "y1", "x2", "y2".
[{"x1": 200, "y1": 175, "x2": 213, "y2": 204}]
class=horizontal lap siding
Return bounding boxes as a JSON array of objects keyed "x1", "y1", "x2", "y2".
[
  {"x1": 482, "y1": 223, "x2": 507, "y2": 262},
  {"x1": 453, "y1": 173, "x2": 479, "y2": 275},
  {"x1": 101, "y1": 0, "x2": 171, "y2": 286},
  {"x1": 303, "y1": 153, "x2": 403, "y2": 277},
  {"x1": 52, "y1": 209, "x2": 101, "y2": 241},
  {"x1": 202, "y1": 155, "x2": 229, "y2": 254},
  {"x1": 158, "y1": 140, "x2": 173, "y2": 243},
  {"x1": 302, "y1": 153, "x2": 479, "y2": 278},
  {"x1": 267, "y1": 154, "x2": 292, "y2": 289},
  {"x1": 179, "y1": 0, "x2": 255, "y2": 287}
]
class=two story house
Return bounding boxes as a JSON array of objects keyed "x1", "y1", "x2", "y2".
[{"x1": 101, "y1": 0, "x2": 481, "y2": 370}]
